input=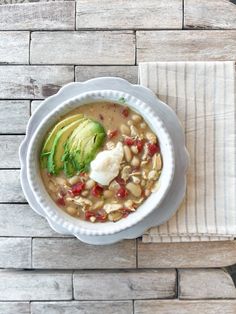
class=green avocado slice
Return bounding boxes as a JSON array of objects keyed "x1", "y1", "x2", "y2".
[
  {"x1": 40, "y1": 114, "x2": 83, "y2": 168},
  {"x1": 47, "y1": 118, "x2": 85, "y2": 175}
]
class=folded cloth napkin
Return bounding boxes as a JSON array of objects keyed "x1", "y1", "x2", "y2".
[{"x1": 139, "y1": 61, "x2": 235, "y2": 242}]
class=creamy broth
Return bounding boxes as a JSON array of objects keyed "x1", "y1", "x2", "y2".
[{"x1": 40, "y1": 101, "x2": 162, "y2": 223}]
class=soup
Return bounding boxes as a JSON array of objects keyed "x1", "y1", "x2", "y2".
[{"x1": 40, "y1": 101, "x2": 162, "y2": 223}]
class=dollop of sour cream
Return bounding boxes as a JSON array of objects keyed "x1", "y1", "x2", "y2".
[{"x1": 89, "y1": 142, "x2": 124, "y2": 186}]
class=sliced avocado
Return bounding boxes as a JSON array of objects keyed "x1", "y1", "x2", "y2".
[
  {"x1": 41, "y1": 114, "x2": 83, "y2": 168},
  {"x1": 47, "y1": 118, "x2": 85, "y2": 175}
]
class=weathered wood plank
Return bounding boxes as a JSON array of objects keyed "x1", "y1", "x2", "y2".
[
  {"x1": 75, "y1": 66, "x2": 138, "y2": 84},
  {"x1": 32, "y1": 238, "x2": 136, "y2": 269},
  {"x1": 0, "y1": 101, "x2": 29, "y2": 133},
  {"x1": 137, "y1": 31, "x2": 236, "y2": 61},
  {"x1": 31, "y1": 100, "x2": 42, "y2": 114},
  {"x1": 0, "y1": 271, "x2": 72, "y2": 301},
  {"x1": 73, "y1": 270, "x2": 176, "y2": 300},
  {"x1": 0, "y1": 2, "x2": 75, "y2": 30},
  {"x1": 0, "y1": 302, "x2": 29, "y2": 314},
  {"x1": 134, "y1": 300, "x2": 236, "y2": 314},
  {"x1": 30, "y1": 31, "x2": 135, "y2": 65},
  {"x1": 0, "y1": 204, "x2": 68, "y2": 237},
  {"x1": 0, "y1": 170, "x2": 25, "y2": 202},
  {"x1": 0, "y1": 238, "x2": 31, "y2": 268},
  {"x1": 0, "y1": 32, "x2": 29, "y2": 64},
  {"x1": 137, "y1": 240, "x2": 236, "y2": 268},
  {"x1": 0, "y1": 66, "x2": 74, "y2": 99},
  {"x1": 76, "y1": 0, "x2": 182, "y2": 29},
  {"x1": 185, "y1": 0, "x2": 236, "y2": 29},
  {"x1": 0, "y1": 136, "x2": 23, "y2": 168},
  {"x1": 32, "y1": 301, "x2": 133, "y2": 314},
  {"x1": 179, "y1": 269, "x2": 236, "y2": 299}
]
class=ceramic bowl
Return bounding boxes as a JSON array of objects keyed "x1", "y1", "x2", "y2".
[{"x1": 26, "y1": 89, "x2": 175, "y2": 236}]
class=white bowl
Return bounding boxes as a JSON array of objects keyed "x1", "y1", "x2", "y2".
[{"x1": 26, "y1": 89, "x2": 175, "y2": 236}]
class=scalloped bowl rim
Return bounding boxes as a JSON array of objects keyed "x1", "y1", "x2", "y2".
[{"x1": 26, "y1": 90, "x2": 175, "y2": 236}]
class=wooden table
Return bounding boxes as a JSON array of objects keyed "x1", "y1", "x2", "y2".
[{"x1": 0, "y1": 1, "x2": 236, "y2": 313}]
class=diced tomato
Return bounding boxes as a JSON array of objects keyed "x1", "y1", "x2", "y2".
[
  {"x1": 121, "y1": 107, "x2": 129, "y2": 117},
  {"x1": 147, "y1": 143, "x2": 160, "y2": 156},
  {"x1": 116, "y1": 187, "x2": 128, "y2": 199},
  {"x1": 122, "y1": 212, "x2": 129, "y2": 218},
  {"x1": 85, "y1": 211, "x2": 95, "y2": 220},
  {"x1": 124, "y1": 137, "x2": 135, "y2": 146},
  {"x1": 115, "y1": 177, "x2": 125, "y2": 186},
  {"x1": 91, "y1": 184, "x2": 103, "y2": 197},
  {"x1": 96, "y1": 212, "x2": 107, "y2": 222},
  {"x1": 135, "y1": 139, "x2": 145, "y2": 153},
  {"x1": 70, "y1": 182, "x2": 85, "y2": 196},
  {"x1": 108, "y1": 129, "x2": 118, "y2": 139},
  {"x1": 56, "y1": 197, "x2": 65, "y2": 207}
]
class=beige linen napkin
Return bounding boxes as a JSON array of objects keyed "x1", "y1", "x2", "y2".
[{"x1": 139, "y1": 61, "x2": 235, "y2": 242}]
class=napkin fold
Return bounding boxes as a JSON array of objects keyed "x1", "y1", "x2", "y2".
[{"x1": 139, "y1": 61, "x2": 235, "y2": 242}]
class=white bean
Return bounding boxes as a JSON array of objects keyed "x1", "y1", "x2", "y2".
[
  {"x1": 92, "y1": 200, "x2": 104, "y2": 210},
  {"x1": 85, "y1": 179, "x2": 95, "y2": 189},
  {"x1": 140, "y1": 122, "x2": 147, "y2": 129},
  {"x1": 120, "y1": 124, "x2": 130, "y2": 135},
  {"x1": 127, "y1": 120, "x2": 133, "y2": 126},
  {"x1": 145, "y1": 189, "x2": 151, "y2": 197},
  {"x1": 66, "y1": 206, "x2": 77, "y2": 216},
  {"x1": 55, "y1": 177, "x2": 67, "y2": 186},
  {"x1": 126, "y1": 182, "x2": 142, "y2": 197},
  {"x1": 146, "y1": 132, "x2": 157, "y2": 144},
  {"x1": 131, "y1": 114, "x2": 142, "y2": 123},
  {"x1": 67, "y1": 175, "x2": 80, "y2": 185},
  {"x1": 148, "y1": 170, "x2": 158, "y2": 180},
  {"x1": 131, "y1": 145, "x2": 138, "y2": 154},
  {"x1": 131, "y1": 156, "x2": 140, "y2": 167},
  {"x1": 103, "y1": 190, "x2": 113, "y2": 198},
  {"x1": 124, "y1": 145, "x2": 132, "y2": 162},
  {"x1": 81, "y1": 190, "x2": 89, "y2": 197}
]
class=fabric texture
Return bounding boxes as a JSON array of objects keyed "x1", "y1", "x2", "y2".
[{"x1": 139, "y1": 61, "x2": 235, "y2": 242}]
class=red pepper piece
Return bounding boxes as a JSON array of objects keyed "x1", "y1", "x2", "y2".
[
  {"x1": 135, "y1": 139, "x2": 145, "y2": 153},
  {"x1": 115, "y1": 177, "x2": 125, "y2": 186},
  {"x1": 91, "y1": 184, "x2": 103, "y2": 197},
  {"x1": 116, "y1": 187, "x2": 128, "y2": 199},
  {"x1": 85, "y1": 211, "x2": 95, "y2": 220},
  {"x1": 124, "y1": 137, "x2": 135, "y2": 146},
  {"x1": 96, "y1": 213, "x2": 107, "y2": 222},
  {"x1": 121, "y1": 107, "x2": 129, "y2": 117},
  {"x1": 70, "y1": 182, "x2": 85, "y2": 196},
  {"x1": 56, "y1": 197, "x2": 65, "y2": 207},
  {"x1": 147, "y1": 143, "x2": 160, "y2": 156},
  {"x1": 108, "y1": 129, "x2": 118, "y2": 139}
]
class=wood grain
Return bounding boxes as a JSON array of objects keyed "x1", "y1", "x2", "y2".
[
  {"x1": 0, "y1": 170, "x2": 25, "y2": 202},
  {"x1": 0, "y1": 101, "x2": 29, "y2": 133},
  {"x1": 30, "y1": 31, "x2": 135, "y2": 65},
  {"x1": 0, "y1": 66, "x2": 74, "y2": 99},
  {"x1": 137, "y1": 30, "x2": 236, "y2": 61},
  {"x1": 138, "y1": 240, "x2": 236, "y2": 268},
  {"x1": 0, "y1": 2, "x2": 75, "y2": 30},
  {"x1": 0, "y1": 204, "x2": 67, "y2": 237},
  {"x1": 32, "y1": 238, "x2": 136, "y2": 269},
  {"x1": 0, "y1": 238, "x2": 31, "y2": 268},
  {"x1": 76, "y1": 0, "x2": 182, "y2": 29},
  {"x1": 0, "y1": 32, "x2": 29, "y2": 64},
  {"x1": 0, "y1": 271, "x2": 72, "y2": 301},
  {"x1": 31, "y1": 301, "x2": 133, "y2": 314},
  {"x1": 179, "y1": 269, "x2": 236, "y2": 299},
  {"x1": 75, "y1": 66, "x2": 138, "y2": 84},
  {"x1": 185, "y1": 0, "x2": 236, "y2": 29},
  {"x1": 0, "y1": 302, "x2": 29, "y2": 314},
  {"x1": 134, "y1": 300, "x2": 236, "y2": 314},
  {"x1": 73, "y1": 270, "x2": 176, "y2": 300},
  {"x1": 0, "y1": 136, "x2": 23, "y2": 168}
]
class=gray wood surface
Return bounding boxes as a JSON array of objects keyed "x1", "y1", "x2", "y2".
[
  {"x1": 0, "y1": 271, "x2": 72, "y2": 301},
  {"x1": 0, "y1": 302, "x2": 29, "y2": 314},
  {"x1": 32, "y1": 238, "x2": 136, "y2": 269},
  {"x1": 0, "y1": 2, "x2": 75, "y2": 30},
  {"x1": 184, "y1": 0, "x2": 236, "y2": 29},
  {"x1": 0, "y1": 204, "x2": 66, "y2": 237},
  {"x1": 134, "y1": 300, "x2": 236, "y2": 314},
  {"x1": 0, "y1": 238, "x2": 31, "y2": 268},
  {"x1": 0, "y1": 66, "x2": 74, "y2": 99},
  {"x1": 138, "y1": 240, "x2": 236, "y2": 268},
  {"x1": 0, "y1": 170, "x2": 25, "y2": 202},
  {"x1": 179, "y1": 269, "x2": 236, "y2": 299},
  {"x1": 75, "y1": 66, "x2": 138, "y2": 84},
  {"x1": 30, "y1": 31, "x2": 135, "y2": 65},
  {"x1": 0, "y1": 101, "x2": 29, "y2": 133},
  {"x1": 76, "y1": 0, "x2": 182, "y2": 29},
  {"x1": 0, "y1": 136, "x2": 23, "y2": 168},
  {"x1": 73, "y1": 270, "x2": 176, "y2": 300},
  {"x1": 0, "y1": 32, "x2": 29, "y2": 64},
  {"x1": 137, "y1": 30, "x2": 236, "y2": 61},
  {"x1": 31, "y1": 301, "x2": 133, "y2": 314}
]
